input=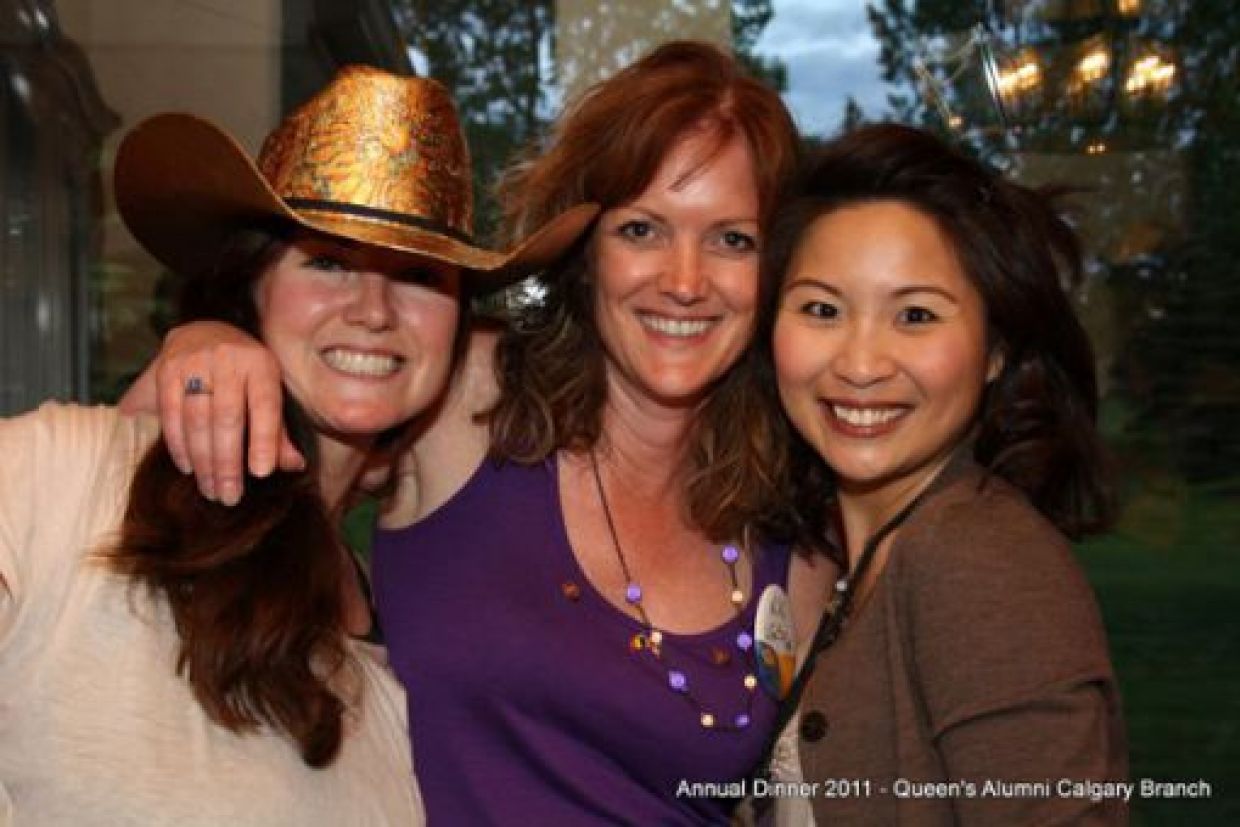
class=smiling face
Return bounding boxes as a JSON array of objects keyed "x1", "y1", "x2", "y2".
[
  {"x1": 254, "y1": 232, "x2": 460, "y2": 444},
  {"x1": 590, "y1": 128, "x2": 761, "y2": 411},
  {"x1": 773, "y1": 200, "x2": 1001, "y2": 509}
]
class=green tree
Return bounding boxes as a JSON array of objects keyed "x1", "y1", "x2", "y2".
[{"x1": 393, "y1": 1, "x2": 784, "y2": 238}]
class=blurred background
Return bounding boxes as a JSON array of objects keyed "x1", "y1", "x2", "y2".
[{"x1": 2, "y1": 1, "x2": 1235, "y2": 821}]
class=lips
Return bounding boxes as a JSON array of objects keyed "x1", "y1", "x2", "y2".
[
  {"x1": 636, "y1": 312, "x2": 717, "y2": 338},
  {"x1": 822, "y1": 401, "x2": 910, "y2": 437},
  {"x1": 321, "y1": 347, "x2": 403, "y2": 377}
]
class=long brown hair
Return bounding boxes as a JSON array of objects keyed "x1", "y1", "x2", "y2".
[
  {"x1": 761, "y1": 124, "x2": 1115, "y2": 551},
  {"x1": 112, "y1": 225, "x2": 387, "y2": 767},
  {"x1": 487, "y1": 40, "x2": 804, "y2": 547}
]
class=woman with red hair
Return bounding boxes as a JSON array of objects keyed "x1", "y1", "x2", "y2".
[{"x1": 124, "y1": 42, "x2": 831, "y2": 824}]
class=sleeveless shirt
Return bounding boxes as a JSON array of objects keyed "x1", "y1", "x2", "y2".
[{"x1": 373, "y1": 457, "x2": 791, "y2": 825}]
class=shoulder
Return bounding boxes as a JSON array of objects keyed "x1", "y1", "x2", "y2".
[
  {"x1": 383, "y1": 331, "x2": 496, "y2": 527},
  {"x1": 886, "y1": 463, "x2": 1115, "y2": 717},
  {"x1": 1, "y1": 403, "x2": 156, "y2": 480},
  {"x1": 896, "y1": 466, "x2": 1087, "y2": 602},
  {"x1": 1, "y1": 404, "x2": 156, "y2": 623}
]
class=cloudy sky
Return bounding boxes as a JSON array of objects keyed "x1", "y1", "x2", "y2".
[{"x1": 753, "y1": 0, "x2": 895, "y2": 136}]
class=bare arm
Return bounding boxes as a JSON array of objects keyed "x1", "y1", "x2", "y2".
[
  {"x1": 121, "y1": 321, "x2": 496, "y2": 517},
  {"x1": 379, "y1": 325, "x2": 499, "y2": 528}
]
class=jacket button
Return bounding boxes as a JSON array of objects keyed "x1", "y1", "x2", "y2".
[{"x1": 800, "y1": 710, "x2": 828, "y2": 742}]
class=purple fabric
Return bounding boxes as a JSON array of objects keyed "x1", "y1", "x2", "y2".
[{"x1": 373, "y1": 457, "x2": 790, "y2": 825}]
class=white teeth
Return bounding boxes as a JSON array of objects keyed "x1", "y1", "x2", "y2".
[
  {"x1": 322, "y1": 348, "x2": 400, "y2": 377},
  {"x1": 831, "y1": 405, "x2": 903, "y2": 427},
  {"x1": 639, "y1": 314, "x2": 714, "y2": 337}
]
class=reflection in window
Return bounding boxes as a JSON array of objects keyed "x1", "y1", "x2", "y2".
[{"x1": 0, "y1": 0, "x2": 116, "y2": 415}]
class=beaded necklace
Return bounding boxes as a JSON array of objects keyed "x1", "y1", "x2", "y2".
[{"x1": 588, "y1": 450, "x2": 758, "y2": 731}]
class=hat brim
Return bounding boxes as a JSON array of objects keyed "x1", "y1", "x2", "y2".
[{"x1": 114, "y1": 113, "x2": 597, "y2": 286}]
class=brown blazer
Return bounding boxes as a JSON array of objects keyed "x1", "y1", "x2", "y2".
[{"x1": 797, "y1": 455, "x2": 1128, "y2": 826}]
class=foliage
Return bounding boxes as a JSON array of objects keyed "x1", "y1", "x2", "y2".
[
  {"x1": 390, "y1": 1, "x2": 784, "y2": 239},
  {"x1": 863, "y1": 0, "x2": 1240, "y2": 484}
]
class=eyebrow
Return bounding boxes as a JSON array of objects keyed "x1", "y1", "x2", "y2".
[
  {"x1": 781, "y1": 278, "x2": 961, "y2": 304},
  {"x1": 297, "y1": 233, "x2": 361, "y2": 253},
  {"x1": 618, "y1": 205, "x2": 757, "y2": 228},
  {"x1": 892, "y1": 285, "x2": 960, "y2": 304},
  {"x1": 782, "y1": 277, "x2": 840, "y2": 296}
]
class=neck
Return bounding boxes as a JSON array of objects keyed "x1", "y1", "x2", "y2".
[
  {"x1": 449, "y1": 324, "x2": 501, "y2": 411},
  {"x1": 835, "y1": 451, "x2": 956, "y2": 565},
  {"x1": 314, "y1": 433, "x2": 374, "y2": 514},
  {"x1": 594, "y1": 376, "x2": 699, "y2": 498}
]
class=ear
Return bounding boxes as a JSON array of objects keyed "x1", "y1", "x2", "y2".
[{"x1": 985, "y1": 346, "x2": 1005, "y2": 383}]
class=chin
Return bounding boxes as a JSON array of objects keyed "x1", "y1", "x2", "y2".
[
  {"x1": 819, "y1": 448, "x2": 896, "y2": 487},
  {"x1": 317, "y1": 406, "x2": 409, "y2": 437}
]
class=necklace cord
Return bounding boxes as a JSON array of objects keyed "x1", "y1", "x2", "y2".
[
  {"x1": 587, "y1": 449, "x2": 756, "y2": 731},
  {"x1": 750, "y1": 486, "x2": 935, "y2": 790}
]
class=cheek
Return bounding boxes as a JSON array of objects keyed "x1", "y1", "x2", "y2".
[
  {"x1": 722, "y1": 262, "x2": 760, "y2": 312},
  {"x1": 772, "y1": 316, "x2": 818, "y2": 391},
  {"x1": 916, "y1": 334, "x2": 991, "y2": 414},
  {"x1": 395, "y1": 292, "x2": 459, "y2": 351},
  {"x1": 257, "y1": 280, "x2": 325, "y2": 343},
  {"x1": 590, "y1": 238, "x2": 638, "y2": 299}
]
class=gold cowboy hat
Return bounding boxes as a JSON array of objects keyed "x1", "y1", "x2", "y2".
[{"x1": 114, "y1": 65, "x2": 596, "y2": 284}]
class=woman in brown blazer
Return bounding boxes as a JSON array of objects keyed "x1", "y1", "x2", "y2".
[{"x1": 763, "y1": 124, "x2": 1128, "y2": 826}]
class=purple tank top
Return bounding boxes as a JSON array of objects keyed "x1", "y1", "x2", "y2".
[{"x1": 372, "y1": 457, "x2": 791, "y2": 825}]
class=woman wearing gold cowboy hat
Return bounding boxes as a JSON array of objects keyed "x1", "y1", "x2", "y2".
[{"x1": 0, "y1": 65, "x2": 593, "y2": 825}]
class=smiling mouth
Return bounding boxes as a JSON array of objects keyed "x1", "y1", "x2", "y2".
[
  {"x1": 824, "y1": 402, "x2": 909, "y2": 435},
  {"x1": 636, "y1": 312, "x2": 717, "y2": 338},
  {"x1": 321, "y1": 347, "x2": 403, "y2": 377}
]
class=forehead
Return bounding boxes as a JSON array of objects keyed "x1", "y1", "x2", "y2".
[
  {"x1": 638, "y1": 129, "x2": 757, "y2": 201},
  {"x1": 281, "y1": 230, "x2": 460, "y2": 277},
  {"x1": 791, "y1": 200, "x2": 968, "y2": 285}
]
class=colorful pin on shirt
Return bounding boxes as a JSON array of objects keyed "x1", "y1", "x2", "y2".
[{"x1": 754, "y1": 584, "x2": 796, "y2": 699}]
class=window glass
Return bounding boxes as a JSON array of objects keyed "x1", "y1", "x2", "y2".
[{"x1": 2, "y1": 1, "x2": 1233, "y2": 820}]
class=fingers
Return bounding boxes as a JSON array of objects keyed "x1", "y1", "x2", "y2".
[
  {"x1": 149, "y1": 322, "x2": 290, "y2": 506},
  {"x1": 155, "y1": 355, "x2": 192, "y2": 475},
  {"x1": 246, "y1": 357, "x2": 301, "y2": 478},
  {"x1": 180, "y1": 356, "x2": 219, "y2": 501},
  {"x1": 277, "y1": 433, "x2": 306, "y2": 474},
  {"x1": 211, "y1": 357, "x2": 249, "y2": 506}
]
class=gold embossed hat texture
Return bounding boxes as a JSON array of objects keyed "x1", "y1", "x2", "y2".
[{"x1": 115, "y1": 65, "x2": 596, "y2": 283}]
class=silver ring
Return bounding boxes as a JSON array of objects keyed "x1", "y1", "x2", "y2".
[{"x1": 184, "y1": 376, "x2": 212, "y2": 396}]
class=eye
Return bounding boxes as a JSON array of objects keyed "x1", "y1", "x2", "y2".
[
  {"x1": 303, "y1": 254, "x2": 347, "y2": 273},
  {"x1": 397, "y1": 265, "x2": 458, "y2": 295},
  {"x1": 898, "y1": 306, "x2": 939, "y2": 325},
  {"x1": 399, "y1": 266, "x2": 442, "y2": 284},
  {"x1": 800, "y1": 300, "x2": 838, "y2": 320},
  {"x1": 718, "y1": 229, "x2": 758, "y2": 253},
  {"x1": 616, "y1": 219, "x2": 657, "y2": 242}
]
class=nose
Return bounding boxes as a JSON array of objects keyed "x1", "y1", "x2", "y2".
[
  {"x1": 656, "y1": 240, "x2": 707, "y2": 305},
  {"x1": 343, "y1": 272, "x2": 395, "y2": 331},
  {"x1": 830, "y1": 323, "x2": 896, "y2": 388}
]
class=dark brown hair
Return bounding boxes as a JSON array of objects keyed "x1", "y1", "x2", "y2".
[
  {"x1": 487, "y1": 40, "x2": 804, "y2": 546},
  {"x1": 112, "y1": 225, "x2": 402, "y2": 767},
  {"x1": 761, "y1": 124, "x2": 1115, "y2": 547}
]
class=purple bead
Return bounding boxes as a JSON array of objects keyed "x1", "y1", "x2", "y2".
[
  {"x1": 668, "y1": 670, "x2": 688, "y2": 692},
  {"x1": 734, "y1": 713, "x2": 751, "y2": 728},
  {"x1": 736, "y1": 631, "x2": 753, "y2": 651},
  {"x1": 624, "y1": 583, "x2": 642, "y2": 604},
  {"x1": 721, "y1": 545, "x2": 740, "y2": 564}
]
